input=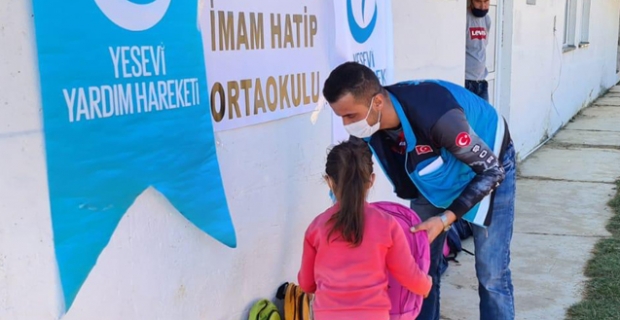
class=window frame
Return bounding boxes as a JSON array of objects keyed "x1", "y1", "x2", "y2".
[
  {"x1": 579, "y1": 0, "x2": 591, "y2": 47},
  {"x1": 563, "y1": 0, "x2": 578, "y2": 52}
]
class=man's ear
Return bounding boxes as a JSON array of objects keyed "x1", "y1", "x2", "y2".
[{"x1": 374, "y1": 93, "x2": 386, "y2": 112}]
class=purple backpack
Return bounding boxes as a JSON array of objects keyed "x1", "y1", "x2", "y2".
[{"x1": 371, "y1": 201, "x2": 431, "y2": 320}]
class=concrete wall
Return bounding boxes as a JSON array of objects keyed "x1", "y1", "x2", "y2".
[
  {"x1": 0, "y1": 1, "x2": 409, "y2": 319},
  {"x1": 509, "y1": 0, "x2": 620, "y2": 158},
  {"x1": 1, "y1": 0, "x2": 618, "y2": 319},
  {"x1": 0, "y1": 1, "x2": 332, "y2": 319},
  {"x1": 392, "y1": 0, "x2": 466, "y2": 84}
]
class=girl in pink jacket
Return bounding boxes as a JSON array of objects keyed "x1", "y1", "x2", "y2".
[{"x1": 298, "y1": 139, "x2": 432, "y2": 320}]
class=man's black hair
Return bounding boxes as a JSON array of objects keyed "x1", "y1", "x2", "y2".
[{"x1": 322, "y1": 62, "x2": 383, "y2": 103}]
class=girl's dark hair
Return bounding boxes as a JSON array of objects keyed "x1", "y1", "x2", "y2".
[{"x1": 325, "y1": 138, "x2": 374, "y2": 246}]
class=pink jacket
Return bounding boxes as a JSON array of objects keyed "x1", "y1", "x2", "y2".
[{"x1": 298, "y1": 203, "x2": 432, "y2": 320}]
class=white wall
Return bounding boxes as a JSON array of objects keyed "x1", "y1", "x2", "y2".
[
  {"x1": 0, "y1": 1, "x2": 402, "y2": 319},
  {"x1": 0, "y1": 1, "x2": 329, "y2": 319},
  {"x1": 1, "y1": 0, "x2": 619, "y2": 319},
  {"x1": 392, "y1": 0, "x2": 467, "y2": 84},
  {"x1": 0, "y1": 1, "x2": 63, "y2": 319},
  {"x1": 509, "y1": 0, "x2": 620, "y2": 158}
]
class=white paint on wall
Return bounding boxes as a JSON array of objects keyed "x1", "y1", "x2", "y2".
[
  {"x1": 509, "y1": 0, "x2": 620, "y2": 158},
  {"x1": 1, "y1": 0, "x2": 619, "y2": 319},
  {"x1": 0, "y1": 1, "x2": 403, "y2": 320},
  {"x1": 392, "y1": 0, "x2": 467, "y2": 84},
  {"x1": 0, "y1": 1, "x2": 64, "y2": 319}
]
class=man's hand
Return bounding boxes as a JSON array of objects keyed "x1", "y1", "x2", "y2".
[
  {"x1": 410, "y1": 210, "x2": 457, "y2": 243},
  {"x1": 410, "y1": 216, "x2": 445, "y2": 243}
]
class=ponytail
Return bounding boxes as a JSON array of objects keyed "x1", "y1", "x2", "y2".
[{"x1": 325, "y1": 139, "x2": 373, "y2": 247}]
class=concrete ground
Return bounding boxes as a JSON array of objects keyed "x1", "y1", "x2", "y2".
[{"x1": 439, "y1": 87, "x2": 620, "y2": 320}]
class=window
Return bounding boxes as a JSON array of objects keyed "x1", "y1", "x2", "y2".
[
  {"x1": 563, "y1": 0, "x2": 578, "y2": 50},
  {"x1": 579, "y1": 0, "x2": 591, "y2": 47}
]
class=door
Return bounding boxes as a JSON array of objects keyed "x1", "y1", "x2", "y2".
[
  {"x1": 485, "y1": 0, "x2": 500, "y2": 107},
  {"x1": 616, "y1": 12, "x2": 620, "y2": 74}
]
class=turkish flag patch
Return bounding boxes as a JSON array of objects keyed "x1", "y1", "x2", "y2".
[
  {"x1": 415, "y1": 145, "x2": 433, "y2": 155},
  {"x1": 455, "y1": 132, "x2": 472, "y2": 148}
]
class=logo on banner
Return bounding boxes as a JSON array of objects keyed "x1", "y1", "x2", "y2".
[
  {"x1": 347, "y1": 0, "x2": 378, "y2": 43},
  {"x1": 94, "y1": 0, "x2": 171, "y2": 31},
  {"x1": 469, "y1": 27, "x2": 487, "y2": 40}
]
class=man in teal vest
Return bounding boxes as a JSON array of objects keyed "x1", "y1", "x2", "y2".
[{"x1": 323, "y1": 62, "x2": 516, "y2": 320}]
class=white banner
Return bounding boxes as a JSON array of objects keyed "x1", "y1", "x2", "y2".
[
  {"x1": 331, "y1": 0, "x2": 394, "y2": 143},
  {"x1": 201, "y1": 0, "x2": 333, "y2": 132}
]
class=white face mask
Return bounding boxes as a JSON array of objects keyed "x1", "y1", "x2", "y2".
[{"x1": 344, "y1": 97, "x2": 381, "y2": 138}]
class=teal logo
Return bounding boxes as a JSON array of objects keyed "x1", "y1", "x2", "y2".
[
  {"x1": 94, "y1": 0, "x2": 171, "y2": 31},
  {"x1": 347, "y1": 0, "x2": 378, "y2": 44}
]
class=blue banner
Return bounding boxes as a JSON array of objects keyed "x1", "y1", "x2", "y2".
[{"x1": 31, "y1": 0, "x2": 236, "y2": 311}]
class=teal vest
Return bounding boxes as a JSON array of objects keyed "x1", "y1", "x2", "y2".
[{"x1": 367, "y1": 80, "x2": 507, "y2": 227}]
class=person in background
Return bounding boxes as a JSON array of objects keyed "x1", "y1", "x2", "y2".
[
  {"x1": 297, "y1": 139, "x2": 432, "y2": 320},
  {"x1": 465, "y1": 0, "x2": 491, "y2": 101}
]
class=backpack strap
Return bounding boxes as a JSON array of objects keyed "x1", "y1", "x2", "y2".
[
  {"x1": 276, "y1": 282, "x2": 288, "y2": 300},
  {"x1": 255, "y1": 300, "x2": 269, "y2": 320},
  {"x1": 266, "y1": 309, "x2": 278, "y2": 320},
  {"x1": 275, "y1": 282, "x2": 310, "y2": 320},
  {"x1": 297, "y1": 292, "x2": 306, "y2": 320}
]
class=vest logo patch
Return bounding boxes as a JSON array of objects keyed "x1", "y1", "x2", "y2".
[
  {"x1": 415, "y1": 145, "x2": 433, "y2": 155},
  {"x1": 470, "y1": 27, "x2": 487, "y2": 40},
  {"x1": 455, "y1": 132, "x2": 472, "y2": 148}
]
